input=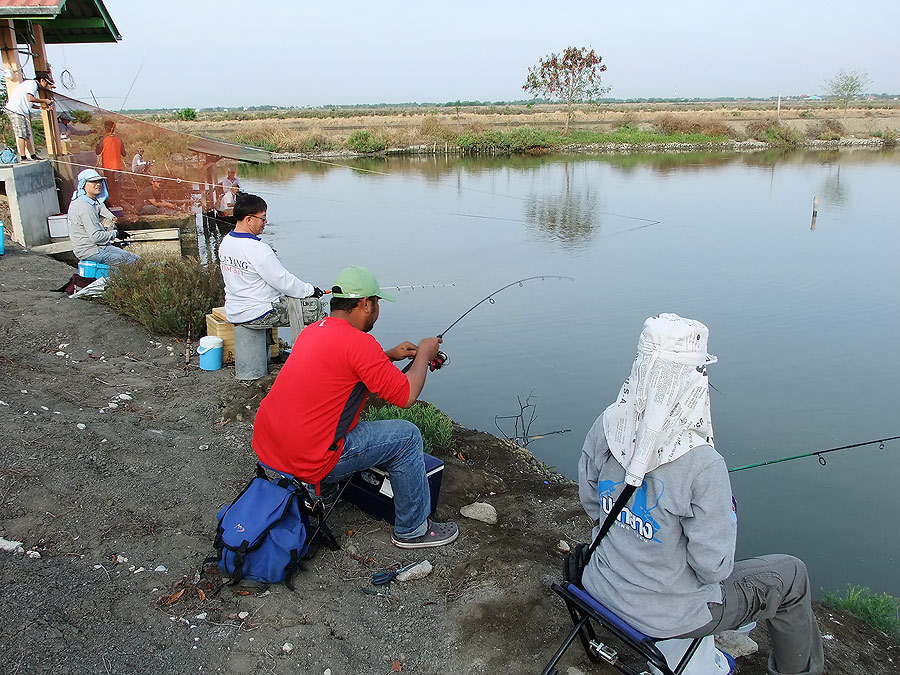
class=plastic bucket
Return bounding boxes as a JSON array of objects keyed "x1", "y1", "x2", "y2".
[
  {"x1": 94, "y1": 263, "x2": 111, "y2": 278},
  {"x1": 648, "y1": 636, "x2": 735, "y2": 675},
  {"x1": 197, "y1": 335, "x2": 224, "y2": 371},
  {"x1": 78, "y1": 260, "x2": 97, "y2": 277}
]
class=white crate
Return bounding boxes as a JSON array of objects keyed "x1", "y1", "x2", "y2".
[{"x1": 48, "y1": 214, "x2": 68, "y2": 238}]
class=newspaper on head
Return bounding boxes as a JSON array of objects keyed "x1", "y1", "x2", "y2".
[{"x1": 602, "y1": 313, "x2": 717, "y2": 486}]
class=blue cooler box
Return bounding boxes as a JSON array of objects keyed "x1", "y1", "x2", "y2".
[{"x1": 343, "y1": 453, "x2": 444, "y2": 524}]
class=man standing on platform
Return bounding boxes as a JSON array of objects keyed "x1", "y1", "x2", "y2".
[{"x1": 2, "y1": 71, "x2": 54, "y2": 162}]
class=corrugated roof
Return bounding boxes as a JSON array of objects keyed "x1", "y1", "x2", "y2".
[
  {"x1": 0, "y1": 1, "x2": 64, "y2": 17},
  {"x1": 2, "y1": 0, "x2": 120, "y2": 44},
  {"x1": 189, "y1": 137, "x2": 273, "y2": 165}
]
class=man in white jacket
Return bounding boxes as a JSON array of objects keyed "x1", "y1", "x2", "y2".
[{"x1": 218, "y1": 192, "x2": 323, "y2": 326}]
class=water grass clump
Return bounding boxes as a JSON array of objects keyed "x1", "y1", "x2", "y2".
[
  {"x1": 103, "y1": 257, "x2": 224, "y2": 340},
  {"x1": 346, "y1": 129, "x2": 387, "y2": 153},
  {"x1": 362, "y1": 402, "x2": 453, "y2": 453},
  {"x1": 822, "y1": 585, "x2": 900, "y2": 639}
]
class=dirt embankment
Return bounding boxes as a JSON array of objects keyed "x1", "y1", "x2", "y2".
[
  {"x1": 0, "y1": 244, "x2": 897, "y2": 674},
  {"x1": 165, "y1": 103, "x2": 900, "y2": 153}
]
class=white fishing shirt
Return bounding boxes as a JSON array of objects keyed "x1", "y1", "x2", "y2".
[{"x1": 218, "y1": 231, "x2": 314, "y2": 323}]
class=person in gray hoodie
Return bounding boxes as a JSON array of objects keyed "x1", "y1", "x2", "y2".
[
  {"x1": 67, "y1": 169, "x2": 139, "y2": 268},
  {"x1": 579, "y1": 313, "x2": 823, "y2": 675}
]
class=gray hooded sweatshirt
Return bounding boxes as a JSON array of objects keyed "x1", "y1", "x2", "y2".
[
  {"x1": 578, "y1": 415, "x2": 737, "y2": 638},
  {"x1": 67, "y1": 196, "x2": 116, "y2": 260}
]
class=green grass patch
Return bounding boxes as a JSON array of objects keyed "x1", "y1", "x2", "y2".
[
  {"x1": 822, "y1": 585, "x2": 900, "y2": 639},
  {"x1": 346, "y1": 129, "x2": 387, "y2": 153},
  {"x1": 362, "y1": 402, "x2": 453, "y2": 453},
  {"x1": 456, "y1": 126, "x2": 554, "y2": 152},
  {"x1": 560, "y1": 125, "x2": 729, "y2": 145},
  {"x1": 103, "y1": 257, "x2": 224, "y2": 340},
  {"x1": 455, "y1": 125, "x2": 728, "y2": 153}
]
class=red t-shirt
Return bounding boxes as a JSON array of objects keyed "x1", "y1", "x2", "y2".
[{"x1": 252, "y1": 317, "x2": 411, "y2": 485}]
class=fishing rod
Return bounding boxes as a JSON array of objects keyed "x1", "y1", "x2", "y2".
[
  {"x1": 438, "y1": 275, "x2": 574, "y2": 338},
  {"x1": 401, "y1": 275, "x2": 575, "y2": 373},
  {"x1": 381, "y1": 283, "x2": 456, "y2": 291},
  {"x1": 728, "y1": 435, "x2": 900, "y2": 473}
]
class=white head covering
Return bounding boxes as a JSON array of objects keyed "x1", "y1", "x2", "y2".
[
  {"x1": 71, "y1": 168, "x2": 108, "y2": 204},
  {"x1": 602, "y1": 313, "x2": 717, "y2": 486}
]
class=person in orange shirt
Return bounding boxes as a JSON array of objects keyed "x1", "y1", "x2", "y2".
[{"x1": 95, "y1": 120, "x2": 126, "y2": 207}]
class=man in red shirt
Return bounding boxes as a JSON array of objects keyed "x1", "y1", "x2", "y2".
[
  {"x1": 95, "y1": 120, "x2": 126, "y2": 206},
  {"x1": 253, "y1": 266, "x2": 459, "y2": 549}
]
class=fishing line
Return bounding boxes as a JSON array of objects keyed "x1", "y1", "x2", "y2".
[
  {"x1": 728, "y1": 435, "x2": 900, "y2": 473},
  {"x1": 119, "y1": 49, "x2": 153, "y2": 114},
  {"x1": 291, "y1": 155, "x2": 661, "y2": 229}
]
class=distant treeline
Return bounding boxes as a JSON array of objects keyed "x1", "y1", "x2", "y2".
[{"x1": 121, "y1": 94, "x2": 900, "y2": 115}]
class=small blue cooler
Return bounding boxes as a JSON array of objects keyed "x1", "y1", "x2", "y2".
[
  {"x1": 343, "y1": 453, "x2": 444, "y2": 523},
  {"x1": 197, "y1": 335, "x2": 224, "y2": 371},
  {"x1": 77, "y1": 261, "x2": 110, "y2": 279},
  {"x1": 78, "y1": 260, "x2": 97, "y2": 277}
]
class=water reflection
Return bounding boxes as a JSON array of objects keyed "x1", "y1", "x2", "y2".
[
  {"x1": 821, "y1": 165, "x2": 847, "y2": 206},
  {"x1": 524, "y1": 162, "x2": 601, "y2": 249}
]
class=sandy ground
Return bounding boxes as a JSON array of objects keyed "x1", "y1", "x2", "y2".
[{"x1": 0, "y1": 244, "x2": 897, "y2": 675}]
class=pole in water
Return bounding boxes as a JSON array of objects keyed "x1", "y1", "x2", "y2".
[
  {"x1": 728, "y1": 434, "x2": 900, "y2": 473},
  {"x1": 810, "y1": 195, "x2": 818, "y2": 231}
]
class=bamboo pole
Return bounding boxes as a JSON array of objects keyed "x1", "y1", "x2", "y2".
[
  {"x1": 30, "y1": 24, "x2": 62, "y2": 157},
  {"x1": 0, "y1": 20, "x2": 21, "y2": 94}
]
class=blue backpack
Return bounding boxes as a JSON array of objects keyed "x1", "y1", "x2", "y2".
[{"x1": 212, "y1": 465, "x2": 314, "y2": 588}]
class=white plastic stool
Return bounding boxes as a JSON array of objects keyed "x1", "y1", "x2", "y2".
[
  {"x1": 233, "y1": 325, "x2": 269, "y2": 380},
  {"x1": 648, "y1": 636, "x2": 734, "y2": 675}
]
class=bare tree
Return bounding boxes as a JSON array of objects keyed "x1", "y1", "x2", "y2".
[{"x1": 826, "y1": 69, "x2": 871, "y2": 109}]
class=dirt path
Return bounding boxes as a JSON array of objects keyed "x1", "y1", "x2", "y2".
[{"x1": 0, "y1": 245, "x2": 895, "y2": 674}]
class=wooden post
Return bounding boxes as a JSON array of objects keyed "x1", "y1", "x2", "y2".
[
  {"x1": 810, "y1": 195, "x2": 818, "y2": 231},
  {"x1": 31, "y1": 24, "x2": 62, "y2": 157},
  {"x1": 0, "y1": 19, "x2": 22, "y2": 93}
]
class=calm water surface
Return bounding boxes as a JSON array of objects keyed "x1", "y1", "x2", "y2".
[{"x1": 233, "y1": 149, "x2": 900, "y2": 598}]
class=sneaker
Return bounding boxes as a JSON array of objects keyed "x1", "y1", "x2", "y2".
[{"x1": 391, "y1": 519, "x2": 459, "y2": 549}]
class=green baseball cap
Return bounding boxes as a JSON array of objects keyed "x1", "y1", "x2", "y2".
[{"x1": 331, "y1": 266, "x2": 397, "y2": 302}]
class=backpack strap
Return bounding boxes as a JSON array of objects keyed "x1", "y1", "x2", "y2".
[
  {"x1": 229, "y1": 540, "x2": 251, "y2": 586},
  {"x1": 586, "y1": 483, "x2": 637, "y2": 559}
]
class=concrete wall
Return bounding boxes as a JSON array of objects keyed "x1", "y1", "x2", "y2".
[{"x1": 0, "y1": 160, "x2": 60, "y2": 247}]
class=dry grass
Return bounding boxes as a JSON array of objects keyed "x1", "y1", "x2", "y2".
[
  {"x1": 158, "y1": 103, "x2": 900, "y2": 153},
  {"x1": 654, "y1": 114, "x2": 735, "y2": 138}
]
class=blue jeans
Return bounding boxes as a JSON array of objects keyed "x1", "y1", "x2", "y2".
[
  {"x1": 323, "y1": 419, "x2": 430, "y2": 539},
  {"x1": 86, "y1": 245, "x2": 140, "y2": 268}
]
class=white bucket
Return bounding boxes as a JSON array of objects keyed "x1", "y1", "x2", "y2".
[
  {"x1": 197, "y1": 335, "x2": 224, "y2": 371},
  {"x1": 648, "y1": 636, "x2": 734, "y2": 675}
]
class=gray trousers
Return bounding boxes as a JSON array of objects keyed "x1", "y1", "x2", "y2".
[{"x1": 679, "y1": 555, "x2": 824, "y2": 675}]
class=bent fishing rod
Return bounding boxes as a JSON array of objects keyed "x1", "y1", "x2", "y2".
[
  {"x1": 402, "y1": 275, "x2": 575, "y2": 373},
  {"x1": 728, "y1": 435, "x2": 900, "y2": 473}
]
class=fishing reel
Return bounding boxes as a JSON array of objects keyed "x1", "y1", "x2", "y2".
[{"x1": 429, "y1": 350, "x2": 449, "y2": 372}]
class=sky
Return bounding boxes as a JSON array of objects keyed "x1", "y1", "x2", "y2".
[{"x1": 40, "y1": 0, "x2": 900, "y2": 110}]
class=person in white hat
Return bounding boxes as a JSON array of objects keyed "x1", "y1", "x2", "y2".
[
  {"x1": 578, "y1": 313, "x2": 823, "y2": 675},
  {"x1": 67, "y1": 169, "x2": 139, "y2": 268}
]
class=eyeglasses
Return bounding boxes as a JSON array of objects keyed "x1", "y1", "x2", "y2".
[{"x1": 248, "y1": 214, "x2": 267, "y2": 223}]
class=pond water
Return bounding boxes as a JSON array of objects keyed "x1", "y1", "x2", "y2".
[{"x1": 233, "y1": 149, "x2": 900, "y2": 598}]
